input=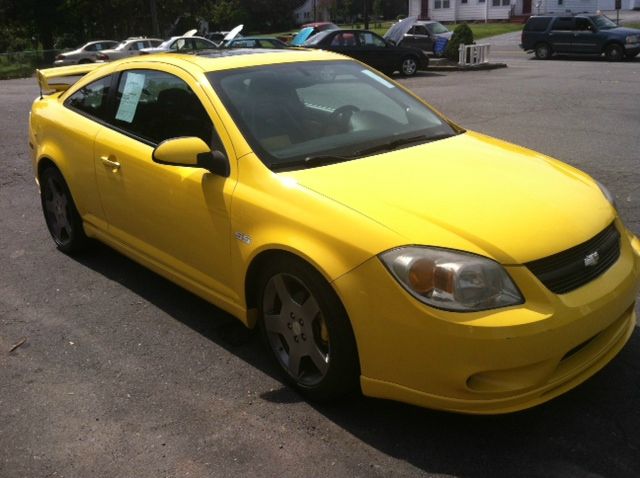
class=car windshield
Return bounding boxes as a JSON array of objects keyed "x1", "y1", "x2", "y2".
[
  {"x1": 590, "y1": 15, "x2": 618, "y2": 30},
  {"x1": 207, "y1": 61, "x2": 460, "y2": 171},
  {"x1": 427, "y1": 22, "x2": 449, "y2": 34}
]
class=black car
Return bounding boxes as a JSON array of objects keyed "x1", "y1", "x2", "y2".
[
  {"x1": 521, "y1": 14, "x2": 640, "y2": 61},
  {"x1": 304, "y1": 29, "x2": 428, "y2": 76}
]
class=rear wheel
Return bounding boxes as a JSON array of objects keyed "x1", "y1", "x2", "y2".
[
  {"x1": 257, "y1": 256, "x2": 359, "y2": 402},
  {"x1": 400, "y1": 56, "x2": 418, "y2": 76},
  {"x1": 40, "y1": 166, "x2": 88, "y2": 253},
  {"x1": 604, "y1": 43, "x2": 624, "y2": 61},
  {"x1": 534, "y1": 43, "x2": 552, "y2": 60}
]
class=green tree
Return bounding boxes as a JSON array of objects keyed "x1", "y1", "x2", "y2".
[{"x1": 445, "y1": 23, "x2": 474, "y2": 62}]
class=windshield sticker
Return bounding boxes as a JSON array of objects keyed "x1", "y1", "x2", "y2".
[
  {"x1": 361, "y1": 69, "x2": 394, "y2": 89},
  {"x1": 115, "y1": 72, "x2": 146, "y2": 123}
]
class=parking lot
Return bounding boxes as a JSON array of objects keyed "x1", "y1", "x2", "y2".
[{"x1": 1, "y1": 39, "x2": 639, "y2": 477}]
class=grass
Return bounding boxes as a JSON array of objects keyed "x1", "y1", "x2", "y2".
[
  {"x1": 0, "y1": 63, "x2": 33, "y2": 79},
  {"x1": 624, "y1": 22, "x2": 640, "y2": 29},
  {"x1": 466, "y1": 22, "x2": 523, "y2": 40}
]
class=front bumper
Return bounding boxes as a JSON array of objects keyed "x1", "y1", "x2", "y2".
[{"x1": 334, "y1": 222, "x2": 640, "y2": 414}]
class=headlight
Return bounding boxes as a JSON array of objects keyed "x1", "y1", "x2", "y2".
[
  {"x1": 626, "y1": 35, "x2": 639, "y2": 44},
  {"x1": 379, "y1": 247, "x2": 523, "y2": 312},
  {"x1": 596, "y1": 180, "x2": 617, "y2": 209}
]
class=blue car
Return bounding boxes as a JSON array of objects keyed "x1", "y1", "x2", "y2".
[{"x1": 520, "y1": 14, "x2": 640, "y2": 61}]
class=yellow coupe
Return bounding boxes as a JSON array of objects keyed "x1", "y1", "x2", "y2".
[{"x1": 30, "y1": 50, "x2": 640, "y2": 413}]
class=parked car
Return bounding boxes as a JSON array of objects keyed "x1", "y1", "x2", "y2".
[
  {"x1": 290, "y1": 22, "x2": 339, "y2": 46},
  {"x1": 95, "y1": 38, "x2": 163, "y2": 62},
  {"x1": 390, "y1": 20, "x2": 452, "y2": 54},
  {"x1": 304, "y1": 29, "x2": 428, "y2": 76},
  {"x1": 521, "y1": 14, "x2": 640, "y2": 61},
  {"x1": 204, "y1": 24, "x2": 244, "y2": 47},
  {"x1": 140, "y1": 36, "x2": 218, "y2": 54},
  {"x1": 225, "y1": 37, "x2": 288, "y2": 49},
  {"x1": 32, "y1": 50, "x2": 640, "y2": 414},
  {"x1": 54, "y1": 40, "x2": 118, "y2": 66}
]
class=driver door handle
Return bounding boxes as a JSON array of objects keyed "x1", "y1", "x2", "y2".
[{"x1": 100, "y1": 155, "x2": 121, "y2": 171}]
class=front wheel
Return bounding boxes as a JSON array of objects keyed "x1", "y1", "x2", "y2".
[
  {"x1": 40, "y1": 167, "x2": 88, "y2": 253},
  {"x1": 604, "y1": 43, "x2": 624, "y2": 61},
  {"x1": 400, "y1": 56, "x2": 418, "y2": 76},
  {"x1": 257, "y1": 256, "x2": 359, "y2": 402},
  {"x1": 534, "y1": 43, "x2": 552, "y2": 60}
]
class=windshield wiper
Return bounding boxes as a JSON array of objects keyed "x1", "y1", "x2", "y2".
[
  {"x1": 303, "y1": 154, "x2": 359, "y2": 167},
  {"x1": 354, "y1": 133, "x2": 454, "y2": 157}
]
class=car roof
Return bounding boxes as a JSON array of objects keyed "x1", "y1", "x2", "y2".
[{"x1": 109, "y1": 49, "x2": 344, "y2": 73}]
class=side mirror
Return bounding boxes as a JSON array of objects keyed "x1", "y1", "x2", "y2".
[{"x1": 152, "y1": 137, "x2": 230, "y2": 177}]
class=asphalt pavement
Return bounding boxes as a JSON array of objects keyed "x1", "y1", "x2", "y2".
[{"x1": 1, "y1": 37, "x2": 639, "y2": 477}]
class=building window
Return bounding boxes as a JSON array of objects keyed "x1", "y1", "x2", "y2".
[
  {"x1": 503, "y1": 0, "x2": 510, "y2": 5},
  {"x1": 478, "y1": 0, "x2": 485, "y2": 3},
  {"x1": 492, "y1": 0, "x2": 500, "y2": 5},
  {"x1": 461, "y1": 0, "x2": 468, "y2": 3},
  {"x1": 558, "y1": 0, "x2": 563, "y2": 4},
  {"x1": 435, "y1": 0, "x2": 450, "y2": 7}
]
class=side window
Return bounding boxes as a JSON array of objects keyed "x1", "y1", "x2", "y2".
[
  {"x1": 359, "y1": 32, "x2": 386, "y2": 47},
  {"x1": 331, "y1": 32, "x2": 357, "y2": 46},
  {"x1": 414, "y1": 25, "x2": 429, "y2": 35},
  {"x1": 65, "y1": 75, "x2": 113, "y2": 120},
  {"x1": 110, "y1": 69, "x2": 220, "y2": 148},
  {"x1": 524, "y1": 17, "x2": 552, "y2": 32},
  {"x1": 552, "y1": 18, "x2": 575, "y2": 31},
  {"x1": 85, "y1": 43, "x2": 98, "y2": 52},
  {"x1": 194, "y1": 39, "x2": 213, "y2": 50},
  {"x1": 575, "y1": 18, "x2": 593, "y2": 31}
]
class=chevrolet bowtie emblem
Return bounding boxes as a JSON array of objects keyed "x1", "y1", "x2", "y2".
[{"x1": 584, "y1": 251, "x2": 600, "y2": 267}]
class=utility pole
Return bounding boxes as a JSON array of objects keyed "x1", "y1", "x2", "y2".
[{"x1": 313, "y1": 0, "x2": 317, "y2": 22}]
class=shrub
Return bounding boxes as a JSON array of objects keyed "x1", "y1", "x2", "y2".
[{"x1": 444, "y1": 23, "x2": 474, "y2": 62}]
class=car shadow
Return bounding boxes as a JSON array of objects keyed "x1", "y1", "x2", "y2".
[{"x1": 72, "y1": 241, "x2": 640, "y2": 478}]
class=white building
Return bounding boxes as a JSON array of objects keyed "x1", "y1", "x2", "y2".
[
  {"x1": 293, "y1": 0, "x2": 331, "y2": 25},
  {"x1": 407, "y1": 0, "x2": 635, "y2": 21}
]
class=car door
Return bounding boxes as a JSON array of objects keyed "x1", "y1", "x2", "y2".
[
  {"x1": 403, "y1": 25, "x2": 433, "y2": 51},
  {"x1": 548, "y1": 17, "x2": 576, "y2": 53},
  {"x1": 572, "y1": 17, "x2": 601, "y2": 54},
  {"x1": 59, "y1": 74, "x2": 116, "y2": 231},
  {"x1": 93, "y1": 66, "x2": 238, "y2": 299},
  {"x1": 357, "y1": 31, "x2": 398, "y2": 73}
]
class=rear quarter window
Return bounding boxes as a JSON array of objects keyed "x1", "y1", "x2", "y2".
[
  {"x1": 64, "y1": 75, "x2": 113, "y2": 120},
  {"x1": 524, "y1": 17, "x2": 552, "y2": 32}
]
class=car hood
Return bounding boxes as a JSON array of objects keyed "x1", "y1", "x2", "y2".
[
  {"x1": 384, "y1": 16, "x2": 418, "y2": 44},
  {"x1": 609, "y1": 26, "x2": 640, "y2": 35},
  {"x1": 291, "y1": 27, "x2": 316, "y2": 46},
  {"x1": 282, "y1": 131, "x2": 614, "y2": 264}
]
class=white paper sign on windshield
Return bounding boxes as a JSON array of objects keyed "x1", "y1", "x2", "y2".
[{"x1": 115, "y1": 72, "x2": 146, "y2": 123}]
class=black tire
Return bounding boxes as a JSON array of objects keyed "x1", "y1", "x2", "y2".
[
  {"x1": 534, "y1": 42, "x2": 552, "y2": 60},
  {"x1": 400, "y1": 56, "x2": 419, "y2": 76},
  {"x1": 40, "y1": 166, "x2": 88, "y2": 253},
  {"x1": 604, "y1": 43, "x2": 624, "y2": 61},
  {"x1": 78, "y1": 59, "x2": 93, "y2": 64},
  {"x1": 257, "y1": 255, "x2": 359, "y2": 402}
]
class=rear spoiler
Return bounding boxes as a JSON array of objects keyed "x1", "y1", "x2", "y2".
[{"x1": 36, "y1": 63, "x2": 104, "y2": 96}]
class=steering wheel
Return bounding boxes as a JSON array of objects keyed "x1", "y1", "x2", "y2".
[{"x1": 324, "y1": 105, "x2": 360, "y2": 135}]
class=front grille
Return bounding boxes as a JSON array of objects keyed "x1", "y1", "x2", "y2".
[{"x1": 525, "y1": 223, "x2": 620, "y2": 294}]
